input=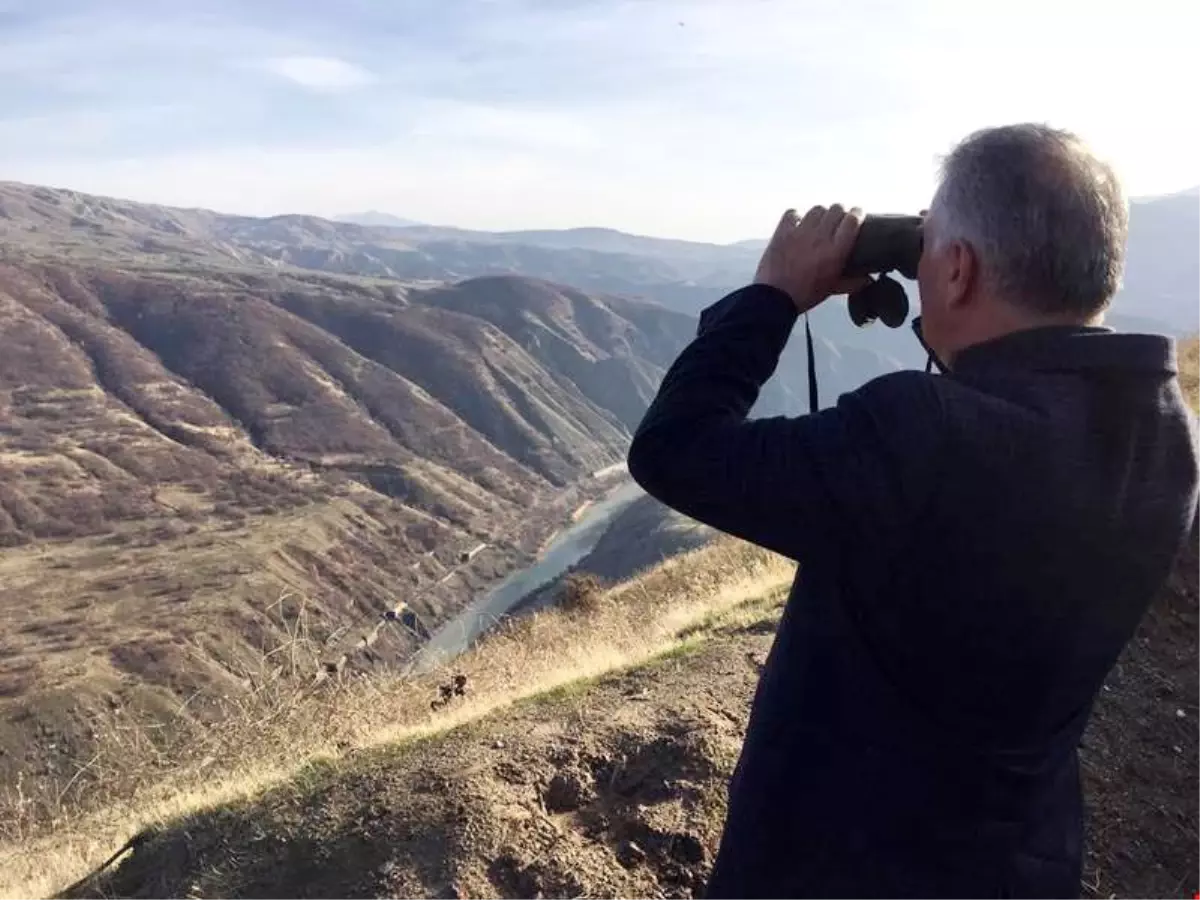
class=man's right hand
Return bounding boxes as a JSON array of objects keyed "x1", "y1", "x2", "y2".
[{"x1": 753, "y1": 205, "x2": 868, "y2": 315}]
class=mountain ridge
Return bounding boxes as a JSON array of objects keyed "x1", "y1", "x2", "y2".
[
  {"x1": 335, "y1": 211, "x2": 426, "y2": 228},
  {"x1": 5, "y1": 178, "x2": 1192, "y2": 342}
]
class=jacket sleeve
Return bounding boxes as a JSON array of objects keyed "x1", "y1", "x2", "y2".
[{"x1": 627, "y1": 284, "x2": 946, "y2": 562}]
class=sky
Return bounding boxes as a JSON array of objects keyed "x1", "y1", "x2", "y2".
[{"x1": 0, "y1": 0, "x2": 1196, "y2": 243}]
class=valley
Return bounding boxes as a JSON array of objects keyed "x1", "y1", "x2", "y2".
[
  {"x1": 0, "y1": 194, "x2": 707, "y2": 842},
  {"x1": 0, "y1": 177, "x2": 1194, "y2": 899}
]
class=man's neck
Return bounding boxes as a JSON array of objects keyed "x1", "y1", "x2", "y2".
[{"x1": 945, "y1": 301, "x2": 1103, "y2": 369}]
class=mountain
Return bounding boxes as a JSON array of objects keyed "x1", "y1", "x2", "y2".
[
  {"x1": 6, "y1": 175, "x2": 1185, "y2": 432},
  {"x1": 1115, "y1": 187, "x2": 1200, "y2": 334},
  {"x1": 0, "y1": 257, "x2": 700, "y2": 815},
  {"x1": 2, "y1": 177, "x2": 1189, "y2": 420},
  {"x1": 335, "y1": 211, "x2": 426, "y2": 228}
]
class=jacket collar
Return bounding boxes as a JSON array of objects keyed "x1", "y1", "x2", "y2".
[{"x1": 913, "y1": 318, "x2": 1178, "y2": 377}]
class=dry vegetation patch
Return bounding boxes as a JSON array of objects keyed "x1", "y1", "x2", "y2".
[{"x1": 0, "y1": 539, "x2": 794, "y2": 899}]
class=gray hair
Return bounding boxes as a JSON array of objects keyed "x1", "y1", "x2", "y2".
[{"x1": 928, "y1": 123, "x2": 1129, "y2": 317}]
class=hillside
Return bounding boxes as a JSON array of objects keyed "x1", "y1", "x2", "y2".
[
  {"x1": 0, "y1": 256, "x2": 697, "y2": 841},
  {"x1": 0, "y1": 178, "x2": 917, "y2": 399},
  {"x1": 16, "y1": 355, "x2": 1190, "y2": 900},
  {"x1": 1, "y1": 364, "x2": 1195, "y2": 899},
  {"x1": 0, "y1": 538, "x2": 795, "y2": 898},
  {"x1": 7, "y1": 533, "x2": 1191, "y2": 900},
  {"x1": 509, "y1": 496, "x2": 717, "y2": 619},
  {"x1": 569, "y1": 496, "x2": 716, "y2": 584}
]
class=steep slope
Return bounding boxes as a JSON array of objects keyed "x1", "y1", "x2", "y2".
[
  {"x1": 0, "y1": 211, "x2": 791, "y2": 797},
  {"x1": 42, "y1": 534, "x2": 1197, "y2": 900},
  {"x1": 415, "y1": 276, "x2": 692, "y2": 430},
  {"x1": 567, "y1": 496, "x2": 716, "y2": 583},
  {"x1": 0, "y1": 256, "x2": 700, "y2": 844},
  {"x1": 509, "y1": 494, "x2": 719, "y2": 619}
]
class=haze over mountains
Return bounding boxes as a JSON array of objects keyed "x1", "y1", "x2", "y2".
[
  {"x1": 333, "y1": 187, "x2": 1199, "y2": 339},
  {"x1": 335, "y1": 211, "x2": 426, "y2": 229},
  {"x1": 7, "y1": 179, "x2": 1192, "y2": 409}
]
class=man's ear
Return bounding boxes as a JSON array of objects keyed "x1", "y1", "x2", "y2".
[{"x1": 945, "y1": 240, "x2": 979, "y2": 310}]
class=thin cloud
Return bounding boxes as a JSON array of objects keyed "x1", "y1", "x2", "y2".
[
  {"x1": 0, "y1": 0, "x2": 1194, "y2": 241},
  {"x1": 261, "y1": 55, "x2": 375, "y2": 91}
]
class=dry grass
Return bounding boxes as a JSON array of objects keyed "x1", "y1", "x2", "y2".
[
  {"x1": 0, "y1": 537, "x2": 794, "y2": 900},
  {"x1": 1179, "y1": 335, "x2": 1198, "y2": 412}
]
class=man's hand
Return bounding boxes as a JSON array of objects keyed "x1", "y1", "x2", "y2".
[{"x1": 754, "y1": 205, "x2": 868, "y2": 314}]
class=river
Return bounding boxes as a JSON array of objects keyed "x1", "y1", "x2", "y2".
[{"x1": 405, "y1": 480, "x2": 645, "y2": 674}]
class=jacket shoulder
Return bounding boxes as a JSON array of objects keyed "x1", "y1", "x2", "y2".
[{"x1": 844, "y1": 370, "x2": 949, "y2": 415}]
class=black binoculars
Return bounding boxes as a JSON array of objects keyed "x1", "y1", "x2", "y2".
[{"x1": 842, "y1": 214, "x2": 923, "y2": 328}]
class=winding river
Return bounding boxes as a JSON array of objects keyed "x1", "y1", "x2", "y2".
[{"x1": 405, "y1": 480, "x2": 645, "y2": 674}]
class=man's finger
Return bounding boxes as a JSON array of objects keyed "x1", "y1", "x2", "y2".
[
  {"x1": 800, "y1": 205, "x2": 826, "y2": 230},
  {"x1": 821, "y1": 204, "x2": 846, "y2": 236},
  {"x1": 771, "y1": 209, "x2": 799, "y2": 242},
  {"x1": 832, "y1": 205, "x2": 864, "y2": 251}
]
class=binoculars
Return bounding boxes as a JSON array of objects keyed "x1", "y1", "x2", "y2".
[{"x1": 842, "y1": 214, "x2": 923, "y2": 328}]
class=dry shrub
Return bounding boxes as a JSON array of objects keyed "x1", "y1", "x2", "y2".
[{"x1": 557, "y1": 571, "x2": 607, "y2": 615}]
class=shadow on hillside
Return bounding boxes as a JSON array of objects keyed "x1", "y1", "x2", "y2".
[
  {"x1": 59, "y1": 758, "x2": 464, "y2": 899},
  {"x1": 58, "y1": 716, "x2": 724, "y2": 900}
]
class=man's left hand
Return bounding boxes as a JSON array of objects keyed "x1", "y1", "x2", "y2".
[{"x1": 754, "y1": 205, "x2": 870, "y2": 314}]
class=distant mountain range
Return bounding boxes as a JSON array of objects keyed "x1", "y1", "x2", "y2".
[
  {"x1": 2, "y1": 179, "x2": 1192, "y2": 426},
  {"x1": 335, "y1": 211, "x2": 426, "y2": 228},
  {"x1": 1120, "y1": 187, "x2": 1200, "y2": 332},
  {"x1": 336, "y1": 188, "x2": 1197, "y2": 335}
]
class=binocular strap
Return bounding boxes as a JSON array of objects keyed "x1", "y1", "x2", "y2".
[
  {"x1": 805, "y1": 314, "x2": 937, "y2": 417},
  {"x1": 805, "y1": 314, "x2": 818, "y2": 414}
]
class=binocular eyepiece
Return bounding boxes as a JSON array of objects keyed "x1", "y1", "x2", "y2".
[{"x1": 841, "y1": 214, "x2": 923, "y2": 329}]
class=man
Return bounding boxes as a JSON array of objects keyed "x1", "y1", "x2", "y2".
[{"x1": 627, "y1": 123, "x2": 1199, "y2": 898}]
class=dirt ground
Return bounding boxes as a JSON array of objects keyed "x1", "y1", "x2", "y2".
[
  {"x1": 62, "y1": 542, "x2": 1197, "y2": 900},
  {"x1": 1079, "y1": 537, "x2": 1198, "y2": 899},
  {"x1": 60, "y1": 596, "x2": 779, "y2": 900}
]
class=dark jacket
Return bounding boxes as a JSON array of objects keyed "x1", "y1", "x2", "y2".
[{"x1": 627, "y1": 284, "x2": 1198, "y2": 899}]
